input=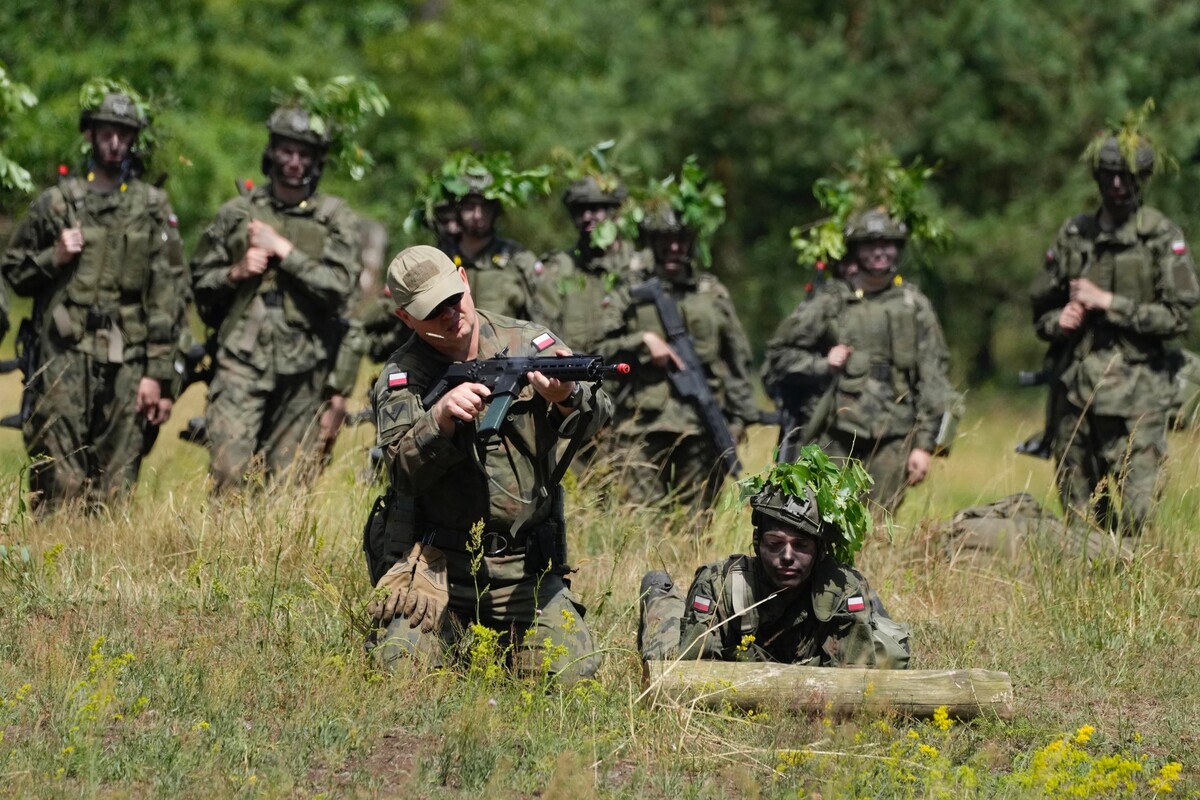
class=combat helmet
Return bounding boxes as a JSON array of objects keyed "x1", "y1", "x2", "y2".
[
  {"x1": 1090, "y1": 135, "x2": 1157, "y2": 179},
  {"x1": 749, "y1": 484, "x2": 825, "y2": 545},
  {"x1": 843, "y1": 206, "x2": 908, "y2": 243},
  {"x1": 562, "y1": 175, "x2": 628, "y2": 208},
  {"x1": 640, "y1": 203, "x2": 684, "y2": 234},
  {"x1": 79, "y1": 92, "x2": 147, "y2": 133},
  {"x1": 261, "y1": 105, "x2": 330, "y2": 189}
]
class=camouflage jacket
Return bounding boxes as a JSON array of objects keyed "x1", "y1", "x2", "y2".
[
  {"x1": 190, "y1": 185, "x2": 361, "y2": 376},
  {"x1": 2, "y1": 176, "x2": 184, "y2": 384},
  {"x1": 373, "y1": 308, "x2": 612, "y2": 535},
  {"x1": 447, "y1": 236, "x2": 541, "y2": 323},
  {"x1": 610, "y1": 270, "x2": 759, "y2": 436},
  {"x1": 678, "y1": 554, "x2": 909, "y2": 667},
  {"x1": 762, "y1": 278, "x2": 953, "y2": 450},
  {"x1": 1030, "y1": 206, "x2": 1199, "y2": 416},
  {"x1": 534, "y1": 240, "x2": 649, "y2": 356}
]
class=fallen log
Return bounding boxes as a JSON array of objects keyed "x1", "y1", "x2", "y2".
[{"x1": 642, "y1": 660, "x2": 1014, "y2": 720}]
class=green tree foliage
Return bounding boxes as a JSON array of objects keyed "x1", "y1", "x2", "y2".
[
  {"x1": 3, "y1": 0, "x2": 1200, "y2": 381},
  {"x1": 0, "y1": 61, "x2": 37, "y2": 199}
]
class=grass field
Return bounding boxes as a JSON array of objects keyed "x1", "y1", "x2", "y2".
[{"x1": 0, "y1": 372, "x2": 1197, "y2": 798}]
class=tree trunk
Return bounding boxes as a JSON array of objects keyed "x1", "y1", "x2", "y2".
[{"x1": 642, "y1": 660, "x2": 1014, "y2": 720}]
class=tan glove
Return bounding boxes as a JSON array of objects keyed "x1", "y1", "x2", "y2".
[
  {"x1": 367, "y1": 546, "x2": 419, "y2": 624},
  {"x1": 400, "y1": 544, "x2": 449, "y2": 633}
]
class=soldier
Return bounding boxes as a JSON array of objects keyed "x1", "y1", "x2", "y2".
[
  {"x1": 367, "y1": 245, "x2": 612, "y2": 685},
  {"x1": 1, "y1": 86, "x2": 185, "y2": 511},
  {"x1": 191, "y1": 105, "x2": 361, "y2": 491},
  {"x1": 445, "y1": 165, "x2": 544, "y2": 322},
  {"x1": 762, "y1": 208, "x2": 955, "y2": 515},
  {"x1": 1029, "y1": 129, "x2": 1199, "y2": 536},
  {"x1": 638, "y1": 480, "x2": 910, "y2": 667},
  {"x1": 535, "y1": 176, "x2": 648, "y2": 355},
  {"x1": 604, "y1": 166, "x2": 759, "y2": 510}
]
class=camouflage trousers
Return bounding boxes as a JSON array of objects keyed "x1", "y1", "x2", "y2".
[
  {"x1": 23, "y1": 346, "x2": 150, "y2": 511},
  {"x1": 608, "y1": 430, "x2": 727, "y2": 512},
  {"x1": 206, "y1": 351, "x2": 327, "y2": 491},
  {"x1": 821, "y1": 429, "x2": 911, "y2": 516},
  {"x1": 1052, "y1": 407, "x2": 1167, "y2": 536},
  {"x1": 376, "y1": 548, "x2": 599, "y2": 686},
  {"x1": 638, "y1": 576, "x2": 686, "y2": 662}
]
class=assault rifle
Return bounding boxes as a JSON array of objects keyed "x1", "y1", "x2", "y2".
[
  {"x1": 423, "y1": 353, "x2": 630, "y2": 441},
  {"x1": 630, "y1": 277, "x2": 742, "y2": 476},
  {"x1": 0, "y1": 309, "x2": 43, "y2": 429}
]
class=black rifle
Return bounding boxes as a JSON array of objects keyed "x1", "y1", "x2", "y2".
[
  {"x1": 629, "y1": 277, "x2": 742, "y2": 476},
  {"x1": 423, "y1": 354, "x2": 630, "y2": 441},
  {"x1": 0, "y1": 311, "x2": 42, "y2": 430}
]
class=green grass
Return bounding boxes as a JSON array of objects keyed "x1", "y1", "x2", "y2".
[{"x1": 0, "y1": 383, "x2": 1197, "y2": 798}]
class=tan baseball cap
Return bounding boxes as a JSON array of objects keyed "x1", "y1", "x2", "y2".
[{"x1": 386, "y1": 245, "x2": 464, "y2": 320}]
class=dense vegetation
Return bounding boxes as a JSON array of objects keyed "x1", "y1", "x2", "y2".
[{"x1": 5, "y1": 0, "x2": 1200, "y2": 380}]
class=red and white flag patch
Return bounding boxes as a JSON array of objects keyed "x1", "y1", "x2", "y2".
[
  {"x1": 387, "y1": 372, "x2": 408, "y2": 388},
  {"x1": 532, "y1": 332, "x2": 556, "y2": 352},
  {"x1": 1172, "y1": 240, "x2": 1188, "y2": 255},
  {"x1": 847, "y1": 595, "x2": 866, "y2": 612},
  {"x1": 691, "y1": 595, "x2": 713, "y2": 613}
]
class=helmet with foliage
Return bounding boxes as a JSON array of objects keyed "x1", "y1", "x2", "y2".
[
  {"x1": 844, "y1": 206, "x2": 908, "y2": 243},
  {"x1": 636, "y1": 156, "x2": 726, "y2": 267},
  {"x1": 562, "y1": 175, "x2": 628, "y2": 207},
  {"x1": 750, "y1": 484, "x2": 824, "y2": 541},
  {"x1": 266, "y1": 106, "x2": 331, "y2": 150},
  {"x1": 1090, "y1": 135, "x2": 1156, "y2": 178},
  {"x1": 405, "y1": 151, "x2": 551, "y2": 237},
  {"x1": 79, "y1": 91, "x2": 146, "y2": 133},
  {"x1": 738, "y1": 446, "x2": 874, "y2": 564}
]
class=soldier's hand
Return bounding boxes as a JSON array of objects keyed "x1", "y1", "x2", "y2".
[
  {"x1": 906, "y1": 448, "x2": 932, "y2": 486},
  {"x1": 230, "y1": 246, "x2": 270, "y2": 282},
  {"x1": 135, "y1": 378, "x2": 172, "y2": 425},
  {"x1": 368, "y1": 555, "x2": 415, "y2": 624},
  {"x1": 248, "y1": 219, "x2": 294, "y2": 260},
  {"x1": 399, "y1": 544, "x2": 449, "y2": 633},
  {"x1": 319, "y1": 394, "x2": 347, "y2": 451},
  {"x1": 1069, "y1": 278, "x2": 1114, "y2": 311},
  {"x1": 1058, "y1": 300, "x2": 1085, "y2": 332},
  {"x1": 432, "y1": 382, "x2": 491, "y2": 435},
  {"x1": 643, "y1": 331, "x2": 685, "y2": 370},
  {"x1": 528, "y1": 347, "x2": 575, "y2": 405},
  {"x1": 54, "y1": 227, "x2": 84, "y2": 265},
  {"x1": 827, "y1": 344, "x2": 853, "y2": 371}
]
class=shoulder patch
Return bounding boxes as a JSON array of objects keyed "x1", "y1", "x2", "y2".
[
  {"x1": 387, "y1": 371, "x2": 409, "y2": 389},
  {"x1": 691, "y1": 595, "x2": 713, "y2": 613},
  {"x1": 1172, "y1": 240, "x2": 1187, "y2": 255},
  {"x1": 532, "y1": 332, "x2": 556, "y2": 351}
]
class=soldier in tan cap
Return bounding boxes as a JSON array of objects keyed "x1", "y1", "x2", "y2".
[{"x1": 365, "y1": 245, "x2": 612, "y2": 685}]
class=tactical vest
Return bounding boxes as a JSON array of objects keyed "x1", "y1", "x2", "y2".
[
  {"x1": 216, "y1": 189, "x2": 347, "y2": 361},
  {"x1": 49, "y1": 177, "x2": 166, "y2": 361},
  {"x1": 453, "y1": 238, "x2": 530, "y2": 319},
  {"x1": 832, "y1": 284, "x2": 922, "y2": 439}
]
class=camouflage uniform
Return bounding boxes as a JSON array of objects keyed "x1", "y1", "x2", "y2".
[
  {"x1": 534, "y1": 240, "x2": 649, "y2": 356},
  {"x1": 191, "y1": 185, "x2": 361, "y2": 488},
  {"x1": 762, "y1": 278, "x2": 953, "y2": 513},
  {"x1": 1030, "y1": 206, "x2": 1199, "y2": 533},
  {"x1": 2, "y1": 175, "x2": 183, "y2": 508},
  {"x1": 373, "y1": 308, "x2": 612, "y2": 684},
  {"x1": 607, "y1": 270, "x2": 759, "y2": 509},
  {"x1": 446, "y1": 236, "x2": 541, "y2": 322},
  {"x1": 639, "y1": 554, "x2": 910, "y2": 667}
]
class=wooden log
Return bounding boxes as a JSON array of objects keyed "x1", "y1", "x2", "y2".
[{"x1": 641, "y1": 660, "x2": 1014, "y2": 720}]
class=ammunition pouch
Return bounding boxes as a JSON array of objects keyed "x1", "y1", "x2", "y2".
[{"x1": 362, "y1": 490, "x2": 417, "y2": 586}]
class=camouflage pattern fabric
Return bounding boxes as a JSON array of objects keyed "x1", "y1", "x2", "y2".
[
  {"x1": 371, "y1": 309, "x2": 612, "y2": 684},
  {"x1": 446, "y1": 236, "x2": 543, "y2": 324},
  {"x1": 639, "y1": 554, "x2": 910, "y2": 668},
  {"x1": 762, "y1": 278, "x2": 953, "y2": 513},
  {"x1": 2, "y1": 176, "x2": 183, "y2": 510},
  {"x1": 604, "y1": 271, "x2": 759, "y2": 509},
  {"x1": 533, "y1": 240, "x2": 649, "y2": 356},
  {"x1": 191, "y1": 185, "x2": 361, "y2": 490},
  {"x1": 1030, "y1": 205, "x2": 1199, "y2": 534}
]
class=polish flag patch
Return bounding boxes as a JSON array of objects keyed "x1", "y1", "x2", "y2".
[
  {"x1": 1172, "y1": 240, "x2": 1188, "y2": 255},
  {"x1": 847, "y1": 595, "x2": 866, "y2": 612},
  {"x1": 387, "y1": 372, "x2": 408, "y2": 388},
  {"x1": 691, "y1": 596, "x2": 713, "y2": 613},
  {"x1": 532, "y1": 332, "x2": 556, "y2": 352}
]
